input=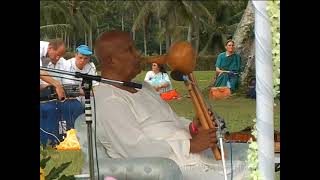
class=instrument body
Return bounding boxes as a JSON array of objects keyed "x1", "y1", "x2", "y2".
[
  {"x1": 148, "y1": 41, "x2": 223, "y2": 160},
  {"x1": 185, "y1": 73, "x2": 223, "y2": 160},
  {"x1": 40, "y1": 84, "x2": 81, "y2": 102}
]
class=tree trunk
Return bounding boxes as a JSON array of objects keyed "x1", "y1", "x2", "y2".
[
  {"x1": 233, "y1": 0, "x2": 255, "y2": 85},
  {"x1": 158, "y1": 6, "x2": 162, "y2": 55},
  {"x1": 121, "y1": 14, "x2": 124, "y2": 31},
  {"x1": 143, "y1": 21, "x2": 147, "y2": 56},
  {"x1": 67, "y1": 33, "x2": 70, "y2": 50},
  {"x1": 187, "y1": 23, "x2": 192, "y2": 42},
  {"x1": 73, "y1": 34, "x2": 76, "y2": 50},
  {"x1": 166, "y1": 33, "x2": 170, "y2": 53},
  {"x1": 96, "y1": 21, "x2": 100, "y2": 36},
  {"x1": 84, "y1": 31, "x2": 87, "y2": 45},
  {"x1": 194, "y1": 17, "x2": 200, "y2": 55},
  {"x1": 132, "y1": 12, "x2": 135, "y2": 41},
  {"x1": 64, "y1": 32, "x2": 67, "y2": 49},
  {"x1": 89, "y1": 28, "x2": 93, "y2": 50}
]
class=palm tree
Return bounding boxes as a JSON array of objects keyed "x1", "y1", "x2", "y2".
[
  {"x1": 133, "y1": 1, "x2": 214, "y2": 55},
  {"x1": 198, "y1": 0, "x2": 248, "y2": 56},
  {"x1": 132, "y1": 1, "x2": 153, "y2": 56},
  {"x1": 41, "y1": 0, "x2": 110, "y2": 51}
]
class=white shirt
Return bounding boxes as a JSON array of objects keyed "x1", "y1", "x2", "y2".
[
  {"x1": 144, "y1": 71, "x2": 156, "y2": 84},
  {"x1": 64, "y1": 57, "x2": 99, "y2": 86},
  {"x1": 93, "y1": 82, "x2": 249, "y2": 179},
  {"x1": 94, "y1": 82, "x2": 192, "y2": 163},
  {"x1": 40, "y1": 57, "x2": 70, "y2": 85},
  {"x1": 144, "y1": 71, "x2": 173, "y2": 93},
  {"x1": 40, "y1": 41, "x2": 49, "y2": 67}
]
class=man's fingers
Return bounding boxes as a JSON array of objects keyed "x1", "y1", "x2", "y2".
[
  {"x1": 209, "y1": 132, "x2": 216, "y2": 139},
  {"x1": 209, "y1": 143, "x2": 217, "y2": 147}
]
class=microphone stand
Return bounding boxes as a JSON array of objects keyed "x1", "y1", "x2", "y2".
[
  {"x1": 40, "y1": 67, "x2": 142, "y2": 180},
  {"x1": 81, "y1": 77, "x2": 95, "y2": 180},
  {"x1": 215, "y1": 118, "x2": 228, "y2": 180}
]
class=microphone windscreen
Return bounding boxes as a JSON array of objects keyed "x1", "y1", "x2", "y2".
[{"x1": 170, "y1": 71, "x2": 185, "y2": 81}]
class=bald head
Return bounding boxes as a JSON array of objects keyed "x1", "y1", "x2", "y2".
[
  {"x1": 94, "y1": 31, "x2": 141, "y2": 81},
  {"x1": 95, "y1": 31, "x2": 131, "y2": 64}
]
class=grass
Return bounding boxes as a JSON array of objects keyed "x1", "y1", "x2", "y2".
[{"x1": 42, "y1": 70, "x2": 280, "y2": 179}]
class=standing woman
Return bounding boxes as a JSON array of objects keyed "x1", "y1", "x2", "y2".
[{"x1": 214, "y1": 39, "x2": 241, "y2": 93}]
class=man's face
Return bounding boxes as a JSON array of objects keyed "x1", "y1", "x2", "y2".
[
  {"x1": 75, "y1": 53, "x2": 90, "y2": 70},
  {"x1": 47, "y1": 45, "x2": 66, "y2": 63},
  {"x1": 111, "y1": 36, "x2": 142, "y2": 81}
]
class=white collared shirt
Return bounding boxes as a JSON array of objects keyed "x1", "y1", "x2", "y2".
[
  {"x1": 40, "y1": 57, "x2": 70, "y2": 85},
  {"x1": 64, "y1": 57, "x2": 99, "y2": 86},
  {"x1": 40, "y1": 41, "x2": 49, "y2": 67}
]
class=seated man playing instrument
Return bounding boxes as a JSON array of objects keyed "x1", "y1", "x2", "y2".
[{"x1": 93, "y1": 31, "x2": 248, "y2": 179}]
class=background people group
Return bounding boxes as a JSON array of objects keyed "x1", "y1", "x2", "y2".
[{"x1": 40, "y1": 40, "x2": 97, "y2": 145}]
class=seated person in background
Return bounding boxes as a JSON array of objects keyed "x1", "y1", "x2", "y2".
[
  {"x1": 40, "y1": 39, "x2": 66, "y2": 100},
  {"x1": 64, "y1": 45, "x2": 98, "y2": 102},
  {"x1": 214, "y1": 39, "x2": 241, "y2": 93},
  {"x1": 144, "y1": 63, "x2": 173, "y2": 93},
  {"x1": 93, "y1": 31, "x2": 248, "y2": 179}
]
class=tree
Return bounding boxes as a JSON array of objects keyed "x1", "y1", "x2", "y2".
[{"x1": 232, "y1": 0, "x2": 255, "y2": 85}]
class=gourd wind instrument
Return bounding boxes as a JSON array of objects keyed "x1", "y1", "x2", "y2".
[{"x1": 143, "y1": 42, "x2": 222, "y2": 160}]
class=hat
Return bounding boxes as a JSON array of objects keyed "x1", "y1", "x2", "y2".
[{"x1": 76, "y1": 45, "x2": 92, "y2": 56}]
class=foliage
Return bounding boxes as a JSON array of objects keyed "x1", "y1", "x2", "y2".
[
  {"x1": 40, "y1": 0, "x2": 248, "y2": 64},
  {"x1": 247, "y1": 119, "x2": 262, "y2": 180},
  {"x1": 40, "y1": 145, "x2": 75, "y2": 180},
  {"x1": 267, "y1": 0, "x2": 280, "y2": 98}
]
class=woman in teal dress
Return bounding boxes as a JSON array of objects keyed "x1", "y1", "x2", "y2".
[{"x1": 214, "y1": 39, "x2": 241, "y2": 93}]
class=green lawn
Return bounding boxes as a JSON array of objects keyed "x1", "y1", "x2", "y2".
[{"x1": 42, "y1": 70, "x2": 280, "y2": 179}]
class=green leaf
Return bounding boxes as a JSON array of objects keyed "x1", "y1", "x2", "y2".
[
  {"x1": 40, "y1": 156, "x2": 51, "y2": 169},
  {"x1": 58, "y1": 175, "x2": 76, "y2": 180},
  {"x1": 45, "y1": 161, "x2": 72, "y2": 180}
]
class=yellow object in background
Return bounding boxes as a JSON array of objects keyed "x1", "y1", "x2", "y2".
[
  {"x1": 40, "y1": 167, "x2": 45, "y2": 180},
  {"x1": 55, "y1": 129, "x2": 81, "y2": 151}
]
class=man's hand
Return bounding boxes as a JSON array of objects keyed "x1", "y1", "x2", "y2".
[
  {"x1": 192, "y1": 110, "x2": 216, "y2": 130},
  {"x1": 190, "y1": 127, "x2": 217, "y2": 153},
  {"x1": 54, "y1": 84, "x2": 66, "y2": 101},
  {"x1": 79, "y1": 88, "x2": 85, "y2": 96}
]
